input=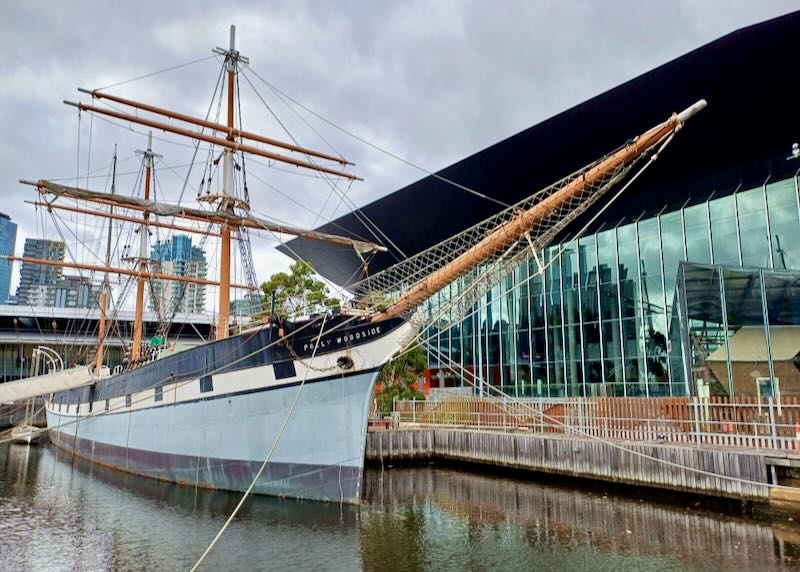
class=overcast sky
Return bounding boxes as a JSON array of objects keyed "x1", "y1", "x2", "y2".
[{"x1": 1, "y1": 1, "x2": 797, "y2": 310}]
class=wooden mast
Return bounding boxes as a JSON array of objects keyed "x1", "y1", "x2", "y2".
[
  {"x1": 217, "y1": 25, "x2": 239, "y2": 341},
  {"x1": 131, "y1": 132, "x2": 159, "y2": 364},
  {"x1": 94, "y1": 146, "x2": 117, "y2": 375}
]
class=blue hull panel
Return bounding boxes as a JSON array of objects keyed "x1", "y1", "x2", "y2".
[{"x1": 47, "y1": 370, "x2": 378, "y2": 503}]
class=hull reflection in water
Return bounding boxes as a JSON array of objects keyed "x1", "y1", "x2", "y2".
[{"x1": 2, "y1": 443, "x2": 799, "y2": 571}]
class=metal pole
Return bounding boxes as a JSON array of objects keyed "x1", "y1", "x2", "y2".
[
  {"x1": 692, "y1": 396, "x2": 701, "y2": 446},
  {"x1": 768, "y1": 397, "x2": 778, "y2": 450}
]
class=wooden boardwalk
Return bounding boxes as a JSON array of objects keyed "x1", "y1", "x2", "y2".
[{"x1": 366, "y1": 428, "x2": 782, "y2": 502}]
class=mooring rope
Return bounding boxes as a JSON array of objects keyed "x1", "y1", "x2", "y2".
[{"x1": 190, "y1": 313, "x2": 329, "y2": 571}]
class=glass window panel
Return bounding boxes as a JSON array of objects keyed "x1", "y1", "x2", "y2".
[
  {"x1": 515, "y1": 282, "x2": 529, "y2": 330},
  {"x1": 604, "y1": 358, "x2": 624, "y2": 384},
  {"x1": 585, "y1": 361, "x2": 602, "y2": 384},
  {"x1": 619, "y1": 280, "x2": 640, "y2": 319},
  {"x1": 566, "y1": 360, "x2": 583, "y2": 396},
  {"x1": 660, "y1": 210, "x2": 684, "y2": 303},
  {"x1": 737, "y1": 186, "x2": 770, "y2": 268},
  {"x1": 681, "y1": 265, "x2": 728, "y2": 396},
  {"x1": 547, "y1": 290, "x2": 562, "y2": 326},
  {"x1": 597, "y1": 229, "x2": 618, "y2": 284},
  {"x1": 532, "y1": 328, "x2": 546, "y2": 362},
  {"x1": 710, "y1": 195, "x2": 739, "y2": 265},
  {"x1": 763, "y1": 271, "x2": 800, "y2": 396},
  {"x1": 644, "y1": 313, "x2": 669, "y2": 384},
  {"x1": 684, "y1": 203, "x2": 711, "y2": 263},
  {"x1": 530, "y1": 280, "x2": 545, "y2": 326},
  {"x1": 763, "y1": 271, "x2": 800, "y2": 325},
  {"x1": 622, "y1": 317, "x2": 641, "y2": 360},
  {"x1": 641, "y1": 272, "x2": 665, "y2": 316},
  {"x1": 546, "y1": 246, "x2": 562, "y2": 292},
  {"x1": 579, "y1": 235, "x2": 598, "y2": 287},
  {"x1": 722, "y1": 268, "x2": 769, "y2": 397},
  {"x1": 561, "y1": 241, "x2": 579, "y2": 289},
  {"x1": 602, "y1": 319, "x2": 623, "y2": 362},
  {"x1": 638, "y1": 218, "x2": 662, "y2": 279},
  {"x1": 547, "y1": 363, "x2": 566, "y2": 396},
  {"x1": 548, "y1": 326, "x2": 564, "y2": 362},
  {"x1": 660, "y1": 211, "x2": 685, "y2": 278},
  {"x1": 600, "y1": 283, "x2": 620, "y2": 321},
  {"x1": 580, "y1": 285, "x2": 599, "y2": 322},
  {"x1": 625, "y1": 357, "x2": 642, "y2": 387},
  {"x1": 532, "y1": 363, "x2": 548, "y2": 395},
  {"x1": 566, "y1": 324, "x2": 582, "y2": 363},
  {"x1": 617, "y1": 223, "x2": 638, "y2": 282},
  {"x1": 607, "y1": 382, "x2": 627, "y2": 397},
  {"x1": 583, "y1": 322, "x2": 601, "y2": 361},
  {"x1": 766, "y1": 179, "x2": 800, "y2": 270},
  {"x1": 563, "y1": 287, "x2": 580, "y2": 324}
]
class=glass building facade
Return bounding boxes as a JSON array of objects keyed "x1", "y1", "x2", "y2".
[{"x1": 424, "y1": 175, "x2": 800, "y2": 398}]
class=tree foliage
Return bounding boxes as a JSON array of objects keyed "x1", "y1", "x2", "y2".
[
  {"x1": 260, "y1": 260, "x2": 340, "y2": 318},
  {"x1": 375, "y1": 344, "x2": 427, "y2": 415}
]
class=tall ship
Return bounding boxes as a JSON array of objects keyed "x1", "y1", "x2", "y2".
[{"x1": 3, "y1": 27, "x2": 706, "y2": 503}]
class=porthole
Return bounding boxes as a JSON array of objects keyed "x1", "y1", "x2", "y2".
[{"x1": 337, "y1": 356, "x2": 354, "y2": 370}]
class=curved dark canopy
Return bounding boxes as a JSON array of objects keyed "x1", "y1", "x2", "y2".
[{"x1": 281, "y1": 11, "x2": 800, "y2": 288}]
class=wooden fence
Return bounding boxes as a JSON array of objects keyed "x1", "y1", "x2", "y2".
[{"x1": 392, "y1": 395, "x2": 800, "y2": 452}]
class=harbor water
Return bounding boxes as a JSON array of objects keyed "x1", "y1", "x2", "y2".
[{"x1": 1, "y1": 441, "x2": 799, "y2": 571}]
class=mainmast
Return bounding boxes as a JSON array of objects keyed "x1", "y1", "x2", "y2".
[
  {"x1": 131, "y1": 132, "x2": 161, "y2": 364},
  {"x1": 213, "y1": 25, "x2": 248, "y2": 340},
  {"x1": 94, "y1": 146, "x2": 117, "y2": 375}
]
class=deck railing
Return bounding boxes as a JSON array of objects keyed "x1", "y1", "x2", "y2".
[{"x1": 391, "y1": 395, "x2": 800, "y2": 452}]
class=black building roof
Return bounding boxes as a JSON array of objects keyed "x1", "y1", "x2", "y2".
[{"x1": 281, "y1": 11, "x2": 800, "y2": 287}]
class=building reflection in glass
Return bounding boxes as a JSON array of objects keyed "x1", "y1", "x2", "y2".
[{"x1": 425, "y1": 175, "x2": 800, "y2": 398}]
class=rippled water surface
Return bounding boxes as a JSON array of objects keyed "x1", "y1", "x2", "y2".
[{"x1": 1, "y1": 442, "x2": 799, "y2": 571}]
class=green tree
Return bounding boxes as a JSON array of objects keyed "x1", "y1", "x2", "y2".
[
  {"x1": 375, "y1": 344, "x2": 427, "y2": 415},
  {"x1": 261, "y1": 260, "x2": 340, "y2": 318}
]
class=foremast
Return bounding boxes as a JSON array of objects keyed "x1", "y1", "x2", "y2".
[{"x1": 95, "y1": 146, "x2": 117, "y2": 374}]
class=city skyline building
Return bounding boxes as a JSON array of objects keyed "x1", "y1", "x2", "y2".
[
  {"x1": 0, "y1": 213, "x2": 17, "y2": 303},
  {"x1": 15, "y1": 238, "x2": 65, "y2": 307},
  {"x1": 149, "y1": 235, "x2": 208, "y2": 315},
  {"x1": 14, "y1": 238, "x2": 100, "y2": 309}
]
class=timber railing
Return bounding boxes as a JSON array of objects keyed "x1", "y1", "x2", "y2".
[{"x1": 392, "y1": 395, "x2": 800, "y2": 452}]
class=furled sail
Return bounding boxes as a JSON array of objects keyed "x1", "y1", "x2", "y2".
[
  {"x1": 0, "y1": 366, "x2": 93, "y2": 404},
  {"x1": 26, "y1": 180, "x2": 386, "y2": 254}
]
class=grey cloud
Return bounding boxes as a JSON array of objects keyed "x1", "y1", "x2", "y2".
[{"x1": 1, "y1": 0, "x2": 796, "y2": 299}]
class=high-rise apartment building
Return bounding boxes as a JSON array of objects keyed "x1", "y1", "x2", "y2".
[
  {"x1": 16, "y1": 239, "x2": 65, "y2": 306},
  {"x1": 0, "y1": 213, "x2": 17, "y2": 303},
  {"x1": 149, "y1": 235, "x2": 208, "y2": 314}
]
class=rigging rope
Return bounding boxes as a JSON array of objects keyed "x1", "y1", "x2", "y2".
[
  {"x1": 240, "y1": 69, "x2": 406, "y2": 262},
  {"x1": 246, "y1": 66, "x2": 511, "y2": 210},
  {"x1": 93, "y1": 55, "x2": 217, "y2": 91},
  {"x1": 189, "y1": 313, "x2": 329, "y2": 572}
]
